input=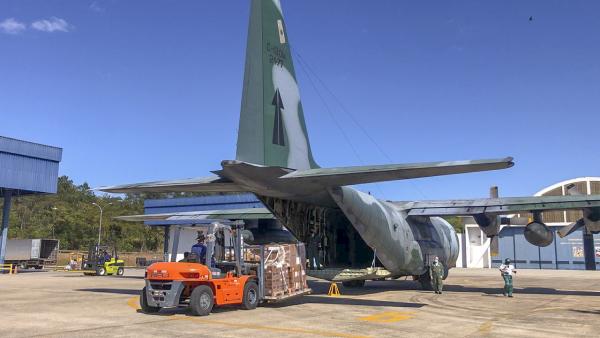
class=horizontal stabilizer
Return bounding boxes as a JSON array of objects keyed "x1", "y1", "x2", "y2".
[
  {"x1": 280, "y1": 157, "x2": 514, "y2": 186},
  {"x1": 114, "y1": 207, "x2": 273, "y2": 222},
  {"x1": 96, "y1": 176, "x2": 246, "y2": 194}
]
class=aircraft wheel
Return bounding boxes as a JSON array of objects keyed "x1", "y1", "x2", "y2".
[
  {"x1": 190, "y1": 285, "x2": 214, "y2": 316},
  {"x1": 140, "y1": 287, "x2": 160, "y2": 314},
  {"x1": 241, "y1": 281, "x2": 259, "y2": 310},
  {"x1": 418, "y1": 271, "x2": 433, "y2": 290},
  {"x1": 117, "y1": 267, "x2": 124, "y2": 276},
  {"x1": 342, "y1": 280, "x2": 365, "y2": 288}
]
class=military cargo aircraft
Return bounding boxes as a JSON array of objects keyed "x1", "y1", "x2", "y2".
[{"x1": 99, "y1": 0, "x2": 600, "y2": 287}]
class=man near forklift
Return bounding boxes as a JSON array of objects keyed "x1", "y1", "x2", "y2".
[{"x1": 191, "y1": 231, "x2": 207, "y2": 265}]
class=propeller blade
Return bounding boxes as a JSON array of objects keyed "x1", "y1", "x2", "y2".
[{"x1": 558, "y1": 218, "x2": 585, "y2": 238}]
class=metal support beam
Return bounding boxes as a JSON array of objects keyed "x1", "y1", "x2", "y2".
[
  {"x1": 583, "y1": 230, "x2": 596, "y2": 270},
  {"x1": 170, "y1": 226, "x2": 181, "y2": 262},
  {"x1": 163, "y1": 225, "x2": 170, "y2": 262},
  {"x1": 0, "y1": 190, "x2": 13, "y2": 268}
]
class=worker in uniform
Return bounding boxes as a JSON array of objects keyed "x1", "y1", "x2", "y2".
[
  {"x1": 103, "y1": 250, "x2": 112, "y2": 262},
  {"x1": 499, "y1": 258, "x2": 517, "y2": 297},
  {"x1": 429, "y1": 256, "x2": 444, "y2": 294},
  {"x1": 191, "y1": 231, "x2": 207, "y2": 265},
  {"x1": 307, "y1": 227, "x2": 322, "y2": 270}
]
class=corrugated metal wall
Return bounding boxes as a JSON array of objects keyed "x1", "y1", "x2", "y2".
[
  {"x1": 0, "y1": 136, "x2": 62, "y2": 194},
  {"x1": 144, "y1": 193, "x2": 263, "y2": 226},
  {"x1": 491, "y1": 226, "x2": 599, "y2": 270}
]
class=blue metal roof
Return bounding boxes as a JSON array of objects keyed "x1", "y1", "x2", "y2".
[
  {"x1": 144, "y1": 193, "x2": 264, "y2": 226},
  {"x1": 0, "y1": 136, "x2": 62, "y2": 195}
]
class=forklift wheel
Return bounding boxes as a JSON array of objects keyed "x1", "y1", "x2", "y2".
[
  {"x1": 241, "y1": 281, "x2": 259, "y2": 310},
  {"x1": 117, "y1": 267, "x2": 124, "y2": 276},
  {"x1": 190, "y1": 285, "x2": 214, "y2": 316},
  {"x1": 97, "y1": 267, "x2": 106, "y2": 276},
  {"x1": 140, "y1": 287, "x2": 160, "y2": 314}
]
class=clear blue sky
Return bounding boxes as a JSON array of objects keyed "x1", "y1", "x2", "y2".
[{"x1": 1, "y1": 1, "x2": 599, "y2": 201}]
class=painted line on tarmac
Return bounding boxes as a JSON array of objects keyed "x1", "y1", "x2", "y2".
[
  {"x1": 358, "y1": 311, "x2": 414, "y2": 323},
  {"x1": 477, "y1": 320, "x2": 493, "y2": 334},
  {"x1": 126, "y1": 297, "x2": 369, "y2": 338},
  {"x1": 128, "y1": 296, "x2": 141, "y2": 310}
]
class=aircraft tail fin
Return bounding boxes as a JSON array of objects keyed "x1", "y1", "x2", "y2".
[{"x1": 236, "y1": 0, "x2": 318, "y2": 170}]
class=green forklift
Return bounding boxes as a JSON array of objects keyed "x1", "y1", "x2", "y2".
[{"x1": 83, "y1": 244, "x2": 125, "y2": 276}]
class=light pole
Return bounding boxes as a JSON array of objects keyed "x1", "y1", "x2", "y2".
[
  {"x1": 51, "y1": 207, "x2": 58, "y2": 238},
  {"x1": 92, "y1": 202, "x2": 112, "y2": 247}
]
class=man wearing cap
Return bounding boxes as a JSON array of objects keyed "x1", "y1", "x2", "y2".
[
  {"x1": 499, "y1": 258, "x2": 517, "y2": 297},
  {"x1": 191, "y1": 231, "x2": 207, "y2": 265}
]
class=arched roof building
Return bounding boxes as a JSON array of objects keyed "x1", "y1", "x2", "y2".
[
  {"x1": 460, "y1": 177, "x2": 600, "y2": 270},
  {"x1": 518, "y1": 177, "x2": 600, "y2": 224}
]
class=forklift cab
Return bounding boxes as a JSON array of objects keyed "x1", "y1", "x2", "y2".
[
  {"x1": 84, "y1": 244, "x2": 125, "y2": 276},
  {"x1": 178, "y1": 222, "x2": 255, "y2": 278}
]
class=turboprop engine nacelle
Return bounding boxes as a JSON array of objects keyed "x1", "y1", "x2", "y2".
[
  {"x1": 584, "y1": 207, "x2": 600, "y2": 233},
  {"x1": 473, "y1": 214, "x2": 501, "y2": 237},
  {"x1": 524, "y1": 221, "x2": 553, "y2": 247}
]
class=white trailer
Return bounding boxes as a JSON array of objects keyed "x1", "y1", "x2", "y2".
[{"x1": 4, "y1": 239, "x2": 60, "y2": 270}]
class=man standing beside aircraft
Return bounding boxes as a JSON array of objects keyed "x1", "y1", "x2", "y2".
[
  {"x1": 430, "y1": 256, "x2": 444, "y2": 294},
  {"x1": 307, "y1": 227, "x2": 322, "y2": 270},
  {"x1": 499, "y1": 258, "x2": 517, "y2": 297}
]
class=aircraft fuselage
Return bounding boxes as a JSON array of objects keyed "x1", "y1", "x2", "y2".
[{"x1": 218, "y1": 160, "x2": 460, "y2": 277}]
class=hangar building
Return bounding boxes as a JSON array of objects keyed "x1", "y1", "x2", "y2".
[
  {"x1": 458, "y1": 177, "x2": 600, "y2": 270},
  {"x1": 0, "y1": 136, "x2": 62, "y2": 267}
]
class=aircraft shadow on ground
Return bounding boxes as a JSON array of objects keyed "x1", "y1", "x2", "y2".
[
  {"x1": 309, "y1": 279, "x2": 600, "y2": 297},
  {"x1": 570, "y1": 309, "x2": 600, "y2": 315},
  {"x1": 52, "y1": 274, "x2": 144, "y2": 279},
  {"x1": 264, "y1": 295, "x2": 425, "y2": 309},
  {"x1": 307, "y1": 279, "x2": 420, "y2": 296},
  {"x1": 76, "y1": 288, "x2": 140, "y2": 295},
  {"x1": 443, "y1": 284, "x2": 600, "y2": 297}
]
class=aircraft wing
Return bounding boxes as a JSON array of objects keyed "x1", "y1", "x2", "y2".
[
  {"x1": 280, "y1": 157, "x2": 514, "y2": 186},
  {"x1": 96, "y1": 176, "x2": 246, "y2": 194},
  {"x1": 114, "y1": 207, "x2": 274, "y2": 222},
  {"x1": 398, "y1": 195, "x2": 600, "y2": 216},
  {"x1": 397, "y1": 195, "x2": 600, "y2": 242}
]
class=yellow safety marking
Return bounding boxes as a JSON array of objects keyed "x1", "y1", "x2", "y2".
[
  {"x1": 178, "y1": 317, "x2": 369, "y2": 338},
  {"x1": 477, "y1": 321, "x2": 493, "y2": 334},
  {"x1": 0, "y1": 264, "x2": 15, "y2": 274},
  {"x1": 127, "y1": 296, "x2": 140, "y2": 310},
  {"x1": 358, "y1": 311, "x2": 414, "y2": 323},
  {"x1": 126, "y1": 297, "x2": 368, "y2": 338}
]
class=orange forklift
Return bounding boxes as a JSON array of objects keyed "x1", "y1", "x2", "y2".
[{"x1": 140, "y1": 221, "x2": 269, "y2": 316}]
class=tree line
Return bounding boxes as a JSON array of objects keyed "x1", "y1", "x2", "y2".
[{"x1": 1, "y1": 176, "x2": 164, "y2": 252}]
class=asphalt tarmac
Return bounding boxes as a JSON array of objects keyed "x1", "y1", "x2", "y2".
[{"x1": 1, "y1": 268, "x2": 599, "y2": 337}]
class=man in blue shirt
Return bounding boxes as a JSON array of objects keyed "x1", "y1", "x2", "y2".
[{"x1": 191, "y1": 231, "x2": 207, "y2": 265}]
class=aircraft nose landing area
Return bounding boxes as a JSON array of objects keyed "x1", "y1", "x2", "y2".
[{"x1": 1, "y1": 269, "x2": 600, "y2": 337}]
